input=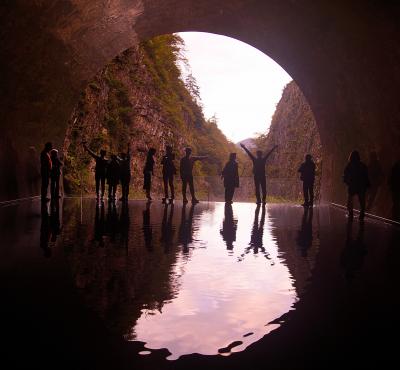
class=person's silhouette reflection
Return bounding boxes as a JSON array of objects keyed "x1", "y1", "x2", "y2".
[
  {"x1": 142, "y1": 202, "x2": 153, "y2": 251},
  {"x1": 296, "y1": 207, "x2": 313, "y2": 257},
  {"x1": 40, "y1": 200, "x2": 61, "y2": 257},
  {"x1": 239, "y1": 205, "x2": 271, "y2": 262},
  {"x1": 249, "y1": 204, "x2": 266, "y2": 254},
  {"x1": 49, "y1": 200, "x2": 61, "y2": 242},
  {"x1": 94, "y1": 203, "x2": 105, "y2": 247},
  {"x1": 119, "y1": 201, "x2": 130, "y2": 249},
  {"x1": 106, "y1": 201, "x2": 119, "y2": 242},
  {"x1": 40, "y1": 203, "x2": 51, "y2": 257},
  {"x1": 220, "y1": 203, "x2": 237, "y2": 250},
  {"x1": 340, "y1": 220, "x2": 367, "y2": 283},
  {"x1": 178, "y1": 204, "x2": 195, "y2": 254},
  {"x1": 160, "y1": 204, "x2": 175, "y2": 253}
]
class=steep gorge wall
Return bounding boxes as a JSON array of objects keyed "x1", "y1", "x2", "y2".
[
  {"x1": 257, "y1": 81, "x2": 322, "y2": 201},
  {"x1": 63, "y1": 36, "x2": 239, "y2": 197}
]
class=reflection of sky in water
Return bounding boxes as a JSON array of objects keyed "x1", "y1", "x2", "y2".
[{"x1": 132, "y1": 203, "x2": 298, "y2": 360}]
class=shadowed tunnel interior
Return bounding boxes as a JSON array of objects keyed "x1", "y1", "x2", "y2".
[{"x1": 1, "y1": 0, "x2": 400, "y2": 217}]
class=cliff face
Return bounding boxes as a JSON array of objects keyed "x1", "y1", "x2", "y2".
[
  {"x1": 63, "y1": 35, "x2": 238, "y2": 197},
  {"x1": 258, "y1": 81, "x2": 322, "y2": 201}
]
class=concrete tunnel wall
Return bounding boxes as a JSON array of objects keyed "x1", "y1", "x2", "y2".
[{"x1": 0, "y1": 0, "x2": 399, "y2": 218}]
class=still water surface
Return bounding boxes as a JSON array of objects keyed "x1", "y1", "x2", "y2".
[{"x1": 61, "y1": 200, "x2": 318, "y2": 360}]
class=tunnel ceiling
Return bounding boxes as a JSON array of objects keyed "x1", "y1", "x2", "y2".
[{"x1": 1, "y1": 0, "x2": 400, "y2": 216}]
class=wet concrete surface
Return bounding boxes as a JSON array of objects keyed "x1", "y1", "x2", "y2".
[{"x1": 1, "y1": 198, "x2": 399, "y2": 369}]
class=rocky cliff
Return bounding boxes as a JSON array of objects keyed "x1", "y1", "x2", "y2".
[
  {"x1": 256, "y1": 81, "x2": 322, "y2": 201},
  {"x1": 63, "y1": 35, "x2": 239, "y2": 198}
]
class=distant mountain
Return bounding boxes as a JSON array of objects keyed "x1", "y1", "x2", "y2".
[{"x1": 236, "y1": 138, "x2": 257, "y2": 150}]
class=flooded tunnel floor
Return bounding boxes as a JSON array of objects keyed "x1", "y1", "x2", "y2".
[{"x1": 1, "y1": 198, "x2": 399, "y2": 369}]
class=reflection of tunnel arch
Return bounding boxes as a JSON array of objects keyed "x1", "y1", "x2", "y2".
[{"x1": 1, "y1": 1, "x2": 400, "y2": 217}]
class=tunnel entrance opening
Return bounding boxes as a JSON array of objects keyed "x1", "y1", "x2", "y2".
[
  {"x1": 1, "y1": 1, "x2": 399, "y2": 218},
  {"x1": 62, "y1": 32, "x2": 322, "y2": 203}
]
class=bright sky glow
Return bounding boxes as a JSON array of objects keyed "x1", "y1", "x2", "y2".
[
  {"x1": 178, "y1": 32, "x2": 292, "y2": 144},
  {"x1": 133, "y1": 203, "x2": 297, "y2": 360}
]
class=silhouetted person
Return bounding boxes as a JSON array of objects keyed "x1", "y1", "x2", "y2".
[
  {"x1": 389, "y1": 160, "x2": 400, "y2": 221},
  {"x1": 220, "y1": 203, "x2": 237, "y2": 250},
  {"x1": 366, "y1": 151, "x2": 384, "y2": 211},
  {"x1": 298, "y1": 154, "x2": 316, "y2": 207},
  {"x1": 296, "y1": 207, "x2": 313, "y2": 257},
  {"x1": 83, "y1": 143, "x2": 108, "y2": 201},
  {"x1": 94, "y1": 203, "x2": 106, "y2": 247},
  {"x1": 161, "y1": 145, "x2": 176, "y2": 203},
  {"x1": 343, "y1": 150, "x2": 370, "y2": 221},
  {"x1": 340, "y1": 220, "x2": 367, "y2": 283},
  {"x1": 180, "y1": 147, "x2": 207, "y2": 204},
  {"x1": 107, "y1": 155, "x2": 120, "y2": 202},
  {"x1": 178, "y1": 204, "x2": 195, "y2": 253},
  {"x1": 118, "y1": 144, "x2": 131, "y2": 202},
  {"x1": 143, "y1": 148, "x2": 156, "y2": 201},
  {"x1": 160, "y1": 203, "x2": 175, "y2": 252},
  {"x1": 221, "y1": 153, "x2": 239, "y2": 204},
  {"x1": 240, "y1": 143, "x2": 278, "y2": 204},
  {"x1": 50, "y1": 149, "x2": 62, "y2": 200},
  {"x1": 40, "y1": 142, "x2": 53, "y2": 202},
  {"x1": 142, "y1": 202, "x2": 153, "y2": 251}
]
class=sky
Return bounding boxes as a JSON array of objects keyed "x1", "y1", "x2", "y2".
[{"x1": 178, "y1": 32, "x2": 292, "y2": 144}]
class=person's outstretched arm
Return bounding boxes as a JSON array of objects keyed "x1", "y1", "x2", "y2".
[
  {"x1": 263, "y1": 145, "x2": 278, "y2": 161},
  {"x1": 82, "y1": 143, "x2": 98, "y2": 160},
  {"x1": 192, "y1": 155, "x2": 208, "y2": 161},
  {"x1": 240, "y1": 143, "x2": 255, "y2": 160}
]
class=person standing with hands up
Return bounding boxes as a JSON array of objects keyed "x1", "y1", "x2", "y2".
[{"x1": 240, "y1": 143, "x2": 278, "y2": 204}]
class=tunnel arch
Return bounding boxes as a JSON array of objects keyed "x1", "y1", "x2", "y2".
[{"x1": 1, "y1": 0, "x2": 400, "y2": 217}]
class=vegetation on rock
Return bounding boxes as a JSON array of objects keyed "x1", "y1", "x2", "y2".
[
  {"x1": 63, "y1": 35, "x2": 243, "y2": 198},
  {"x1": 254, "y1": 81, "x2": 322, "y2": 201}
]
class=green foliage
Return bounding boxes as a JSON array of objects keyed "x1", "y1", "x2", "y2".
[{"x1": 64, "y1": 34, "x2": 245, "y2": 197}]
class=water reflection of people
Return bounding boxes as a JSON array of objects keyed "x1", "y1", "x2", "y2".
[
  {"x1": 178, "y1": 204, "x2": 195, "y2": 253},
  {"x1": 94, "y1": 204, "x2": 106, "y2": 247},
  {"x1": 220, "y1": 203, "x2": 237, "y2": 250},
  {"x1": 119, "y1": 201, "x2": 130, "y2": 248},
  {"x1": 106, "y1": 201, "x2": 119, "y2": 242},
  {"x1": 340, "y1": 220, "x2": 367, "y2": 283},
  {"x1": 238, "y1": 205, "x2": 269, "y2": 262},
  {"x1": 249, "y1": 204, "x2": 266, "y2": 254},
  {"x1": 142, "y1": 202, "x2": 153, "y2": 251},
  {"x1": 40, "y1": 200, "x2": 61, "y2": 257},
  {"x1": 160, "y1": 204, "x2": 175, "y2": 252},
  {"x1": 296, "y1": 207, "x2": 313, "y2": 257}
]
